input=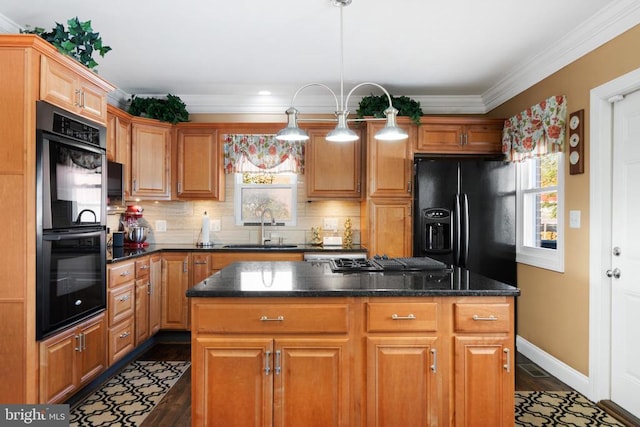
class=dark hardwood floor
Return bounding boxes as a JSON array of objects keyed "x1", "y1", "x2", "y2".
[{"x1": 134, "y1": 343, "x2": 578, "y2": 426}]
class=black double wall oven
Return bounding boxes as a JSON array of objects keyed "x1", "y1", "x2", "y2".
[{"x1": 36, "y1": 101, "x2": 107, "y2": 340}]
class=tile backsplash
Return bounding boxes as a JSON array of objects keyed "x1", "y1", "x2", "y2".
[{"x1": 107, "y1": 176, "x2": 361, "y2": 246}]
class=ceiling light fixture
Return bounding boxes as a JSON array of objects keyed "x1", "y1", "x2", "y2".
[{"x1": 275, "y1": 0, "x2": 408, "y2": 143}]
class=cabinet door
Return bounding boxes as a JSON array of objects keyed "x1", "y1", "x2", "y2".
[
  {"x1": 366, "y1": 337, "x2": 440, "y2": 427},
  {"x1": 77, "y1": 314, "x2": 107, "y2": 385},
  {"x1": 176, "y1": 127, "x2": 223, "y2": 200},
  {"x1": 192, "y1": 253, "x2": 212, "y2": 285},
  {"x1": 274, "y1": 339, "x2": 350, "y2": 427},
  {"x1": 161, "y1": 252, "x2": 191, "y2": 330},
  {"x1": 135, "y1": 278, "x2": 150, "y2": 345},
  {"x1": 306, "y1": 128, "x2": 362, "y2": 199},
  {"x1": 464, "y1": 123, "x2": 503, "y2": 154},
  {"x1": 366, "y1": 121, "x2": 414, "y2": 198},
  {"x1": 417, "y1": 123, "x2": 464, "y2": 153},
  {"x1": 149, "y1": 254, "x2": 162, "y2": 335},
  {"x1": 107, "y1": 105, "x2": 132, "y2": 198},
  {"x1": 368, "y1": 199, "x2": 413, "y2": 257},
  {"x1": 417, "y1": 119, "x2": 504, "y2": 155},
  {"x1": 77, "y1": 78, "x2": 108, "y2": 124},
  {"x1": 39, "y1": 328, "x2": 78, "y2": 403},
  {"x1": 453, "y1": 336, "x2": 514, "y2": 427},
  {"x1": 193, "y1": 337, "x2": 273, "y2": 427},
  {"x1": 131, "y1": 119, "x2": 172, "y2": 200}
]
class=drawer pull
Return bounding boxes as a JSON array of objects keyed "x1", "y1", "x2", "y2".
[
  {"x1": 260, "y1": 315, "x2": 284, "y2": 322},
  {"x1": 391, "y1": 313, "x2": 416, "y2": 320},
  {"x1": 139, "y1": 265, "x2": 149, "y2": 270},
  {"x1": 120, "y1": 271, "x2": 131, "y2": 277},
  {"x1": 119, "y1": 331, "x2": 130, "y2": 339},
  {"x1": 119, "y1": 295, "x2": 130, "y2": 302},
  {"x1": 472, "y1": 314, "x2": 497, "y2": 321},
  {"x1": 194, "y1": 261, "x2": 208, "y2": 265}
]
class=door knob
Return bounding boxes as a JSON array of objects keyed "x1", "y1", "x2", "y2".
[{"x1": 606, "y1": 268, "x2": 621, "y2": 279}]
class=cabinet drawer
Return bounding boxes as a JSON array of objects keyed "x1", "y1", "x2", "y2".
[
  {"x1": 194, "y1": 303, "x2": 349, "y2": 334},
  {"x1": 454, "y1": 303, "x2": 511, "y2": 333},
  {"x1": 367, "y1": 302, "x2": 438, "y2": 332},
  {"x1": 108, "y1": 261, "x2": 135, "y2": 288},
  {"x1": 108, "y1": 284, "x2": 135, "y2": 326},
  {"x1": 135, "y1": 257, "x2": 151, "y2": 278},
  {"x1": 108, "y1": 317, "x2": 135, "y2": 365}
]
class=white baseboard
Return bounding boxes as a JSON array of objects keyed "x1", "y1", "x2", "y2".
[{"x1": 516, "y1": 335, "x2": 591, "y2": 398}]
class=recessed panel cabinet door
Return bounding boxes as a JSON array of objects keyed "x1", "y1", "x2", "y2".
[
  {"x1": 176, "y1": 127, "x2": 223, "y2": 200},
  {"x1": 131, "y1": 119, "x2": 172, "y2": 200},
  {"x1": 193, "y1": 337, "x2": 273, "y2": 427}
]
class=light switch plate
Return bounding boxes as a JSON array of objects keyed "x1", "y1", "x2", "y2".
[
  {"x1": 155, "y1": 220, "x2": 167, "y2": 232},
  {"x1": 323, "y1": 218, "x2": 339, "y2": 231},
  {"x1": 211, "y1": 219, "x2": 221, "y2": 231},
  {"x1": 569, "y1": 210, "x2": 581, "y2": 228}
]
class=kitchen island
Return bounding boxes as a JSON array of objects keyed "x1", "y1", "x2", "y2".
[{"x1": 187, "y1": 261, "x2": 520, "y2": 427}]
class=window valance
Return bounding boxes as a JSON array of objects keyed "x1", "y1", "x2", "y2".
[
  {"x1": 502, "y1": 95, "x2": 567, "y2": 162},
  {"x1": 223, "y1": 134, "x2": 304, "y2": 174}
]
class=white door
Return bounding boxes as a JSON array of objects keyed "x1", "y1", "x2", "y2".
[{"x1": 611, "y1": 89, "x2": 640, "y2": 418}]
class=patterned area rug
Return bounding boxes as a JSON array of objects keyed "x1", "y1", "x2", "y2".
[
  {"x1": 516, "y1": 391, "x2": 625, "y2": 426},
  {"x1": 70, "y1": 361, "x2": 190, "y2": 427}
]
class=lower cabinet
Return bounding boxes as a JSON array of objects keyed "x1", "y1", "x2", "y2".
[
  {"x1": 194, "y1": 337, "x2": 350, "y2": 427},
  {"x1": 363, "y1": 198, "x2": 413, "y2": 257},
  {"x1": 161, "y1": 252, "x2": 191, "y2": 330},
  {"x1": 38, "y1": 312, "x2": 106, "y2": 403},
  {"x1": 190, "y1": 296, "x2": 515, "y2": 427},
  {"x1": 149, "y1": 254, "x2": 162, "y2": 335}
]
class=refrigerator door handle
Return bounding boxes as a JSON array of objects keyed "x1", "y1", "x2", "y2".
[
  {"x1": 454, "y1": 194, "x2": 462, "y2": 265},
  {"x1": 461, "y1": 193, "x2": 470, "y2": 267}
]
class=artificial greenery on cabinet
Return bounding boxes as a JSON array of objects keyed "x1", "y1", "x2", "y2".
[
  {"x1": 21, "y1": 17, "x2": 111, "y2": 70},
  {"x1": 128, "y1": 94, "x2": 190, "y2": 124},
  {"x1": 357, "y1": 94, "x2": 423, "y2": 124}
]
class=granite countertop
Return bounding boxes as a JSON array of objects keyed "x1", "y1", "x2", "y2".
[
  {"x1": 107, "y1": 243, "x2": 368, "y2": 263},
  {"x1": 186, "y1": 261, "x2": 520, "y2": 297}
]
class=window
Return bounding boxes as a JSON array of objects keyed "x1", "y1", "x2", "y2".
[
  {"x1": 234, "y1": 172, "x2": 297, "y2": 226},
  {"x1": 516, "y1": 152, "x2": 564, "y2": 272}
]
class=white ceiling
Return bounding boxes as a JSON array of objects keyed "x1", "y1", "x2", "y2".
[{"x1": 1, "y1": 0, "x2": 640, "y2": 115}]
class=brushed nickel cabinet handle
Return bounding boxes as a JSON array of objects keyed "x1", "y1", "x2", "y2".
[
  {"x1": 275, "y1": 350, "x2": 282, "y2": 376},
  {"x1": 391, "y1": 313, "x2": 416, "y2": 320},
  {"x1": 504, "y1": 348, "x2": 511, "y2": 373},
  {"x1": 265, "y1": 350, "x2": 272, "y2": 375},
  {"x1": 119, "y1": 331, "x2": 130, "y2": 339},
  {"x1": 120, "y1": 270, "x2": 130, "y2": 276},
  {"x1": 74, "y1": 334, "x2": 82, "y2": 352},
  {"x1": 119, "y1": 295, "x2": 130, "y2": 302},
  {"x1": 472, "y1": 314, "x2": 497, "y2": 321},
  {"x1": 430, "y1": 348, "x2": 437, "y2": 373},
  {"x1": 260, "y1": 315, "x2": 284, "y2": 322}
]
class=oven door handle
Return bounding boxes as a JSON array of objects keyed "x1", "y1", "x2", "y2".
[{"x1": 42, "y1": 229, "x2": 103, "y2": 240}]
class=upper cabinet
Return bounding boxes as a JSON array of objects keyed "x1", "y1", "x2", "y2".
[
  {"x1": 174, "y1": 125, "x2": 225, "y2": 200},
  {"x1": 305, "y1": 126, "x2": 363, "y2": 199},
  {"x1": 365, "y1": 118, "x2": 416, "y2": 199},
  {"x1": 417, "y1": 117, "x2": 505, "y2": 155},
  {"x1": 107, "y1": 105, "x2": 132, "y2": 198},
  {"x1": 40, "y1": 56, "x2": 111, "y2": 125},
  {"x1": 131, "y1": 117, "x2": 172, "y2": 200}
]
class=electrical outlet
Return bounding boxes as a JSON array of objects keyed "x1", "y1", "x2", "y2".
[
  {"x1": 211, "y1": 219, "x2": 221, "y2": 231},
  {"x1": 155, "y1": 220, "x2": 167, "y2": 232},
  {"x1": 324, "y1": 218, "x2": 339, "y2": 231}
]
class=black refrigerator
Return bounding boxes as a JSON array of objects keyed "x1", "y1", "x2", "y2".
[{"x1": 413, "y1": 157, "x2": 516, "y2": 285}]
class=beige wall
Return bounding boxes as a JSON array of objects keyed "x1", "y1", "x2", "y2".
[{"x1": 488, "y1": 24, "x2": 640, "y2": 375}]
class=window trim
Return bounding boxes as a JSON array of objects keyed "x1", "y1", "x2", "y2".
[{"x1": 515, "y1": 153, "x2": 565, "y2": 272}]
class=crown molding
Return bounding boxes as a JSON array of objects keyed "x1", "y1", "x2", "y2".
[
  {"x1": 482, "y1": 0, "x2": 640, "y2": 112},
  {"x1": 0, "y1": 13, "x2": 21, "y2": 33}
]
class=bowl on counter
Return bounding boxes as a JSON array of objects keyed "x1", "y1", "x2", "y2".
[{"x1": 126, "y1": 226, "x2": 147, "y2": 244}]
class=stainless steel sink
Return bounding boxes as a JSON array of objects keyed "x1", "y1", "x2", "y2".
[{"x1": 222, "y1": 244, "x2": 298, "y2": 250}]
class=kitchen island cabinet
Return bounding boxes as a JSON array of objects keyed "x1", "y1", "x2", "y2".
[{"x1": 187, "y1": 261, "x2": 519, "y2": 427}]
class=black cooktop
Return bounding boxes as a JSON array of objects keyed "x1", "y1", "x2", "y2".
[{"x1": 329, "y1": 256, "x2": 451, "y2": 273}]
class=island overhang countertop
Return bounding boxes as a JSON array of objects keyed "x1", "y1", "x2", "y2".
[{"x1": 186, "y1": 261, "x2": 520, "y2": 298}]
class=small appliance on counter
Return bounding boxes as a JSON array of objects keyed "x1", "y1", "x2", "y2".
[{"x1": 120, "y1": 205, "x2": 149, "y2": 248}]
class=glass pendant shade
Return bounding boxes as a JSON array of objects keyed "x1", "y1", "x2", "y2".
[
  {"x1": 374, "y1": 106, "x2": 409, "y2": 141},
  {"x1": 275, "y1": 107, "x2": 309, "y2": 141},
  {"x1": 326, "y1": 112, "x2": 359, "y2": 142}
]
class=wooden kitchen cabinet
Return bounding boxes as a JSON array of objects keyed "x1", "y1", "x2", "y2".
[
  {"x1": 38, "y1": 313, "x2": 106, "y2": 404},
  {"x1": 107, "y1": 261, "x2": 136, "y2": 365},
  {"x1": 40, "y1": 55, "x2": 109, "y2": 124},
  {"x1": 305, "y1": 126, "x2": 363, "y2": 199},
  {"x1": 107, "y1": 105, "x2": 132, "y2": 197},
  {"x1": 135, "y1": 256, "x2": 151, "y2": 345},
  {"x1": 149, "y1": 254, "x2": 163, "y2": 335},
  {"x1": 131, "y1": 117, "x2": 172, "y2": 200},
  {"x1": 365, "y1": 301, "x2": 442, "y2": 426},
  {"x1": 417, "y1": 117, "x2": 505, "y2": 155},
  {"x1": 452, "y1": 300, "x2": 515, "y2": 427},
  {"x1": 192, "y1": 253, "x2": 214, "y2": 284},
  {"x1": 191, "y1": 299, "x2": 352, "y2": 427},
  {"x1": 363, "y1": 198, "x2": 413, "y2": 258},
  {"x1": 174, "y1": 125, "x2": 224, "y2": 200},
  {"x1": 365, "y1": 118, "x2": 415, "y2": 198},
  {"x1": 161, "y1": 252, "x2": 191, "y2": 330}
]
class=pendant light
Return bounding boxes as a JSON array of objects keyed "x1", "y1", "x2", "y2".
[{"x1": 275, "y1": 0, "x2": 409, "y2": 143}]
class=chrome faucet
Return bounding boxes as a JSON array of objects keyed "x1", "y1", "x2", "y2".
[{"x1": 260, "y1": 208, "x2": 275, "y2": 245}]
